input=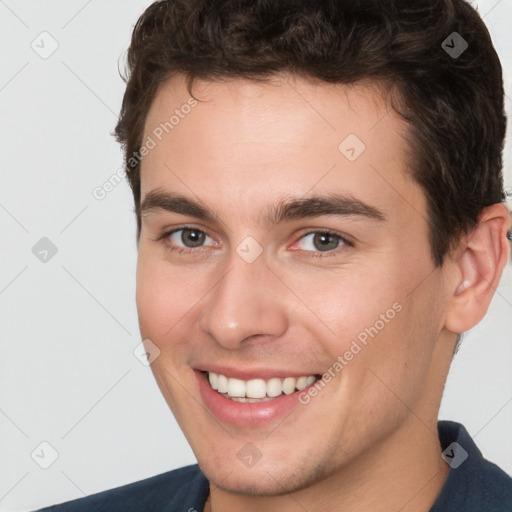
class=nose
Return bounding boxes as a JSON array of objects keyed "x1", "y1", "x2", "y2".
[{"x1": 198, "y1": 250, "x2": 289, "y2": 350}]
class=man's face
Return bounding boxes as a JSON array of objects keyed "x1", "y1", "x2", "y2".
[{"x1": 136, "y1": 74, "x2": 452, "y2": 494}]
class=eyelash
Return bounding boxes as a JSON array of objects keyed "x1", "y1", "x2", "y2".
[{"x1": 156, "y1": 226, "x2": 354, "y2": 258}]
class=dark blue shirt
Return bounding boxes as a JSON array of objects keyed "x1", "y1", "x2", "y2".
[{"x1": 34, "y1": 421, "x2": 512, "y2": 511}]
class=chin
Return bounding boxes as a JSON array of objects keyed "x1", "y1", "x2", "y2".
[{"x1": 198, "y1": 454, "x2": 332, "y2": 497}]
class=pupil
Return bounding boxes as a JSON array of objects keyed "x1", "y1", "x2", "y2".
[
  {"x1": 182, "y1": 229, "x2": 205, "y2": 247},
  {"x1": 313, "y1": 233, "x2": 338, "y2": 251}
]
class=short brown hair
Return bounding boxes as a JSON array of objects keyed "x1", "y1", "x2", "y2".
[{"x1": 114, "y1": 0, "x2": 506, "y2": 267}]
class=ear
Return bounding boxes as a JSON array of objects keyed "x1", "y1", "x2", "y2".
[{"x1": 444, "y1": 203, "x2": 511, "y2": 334}]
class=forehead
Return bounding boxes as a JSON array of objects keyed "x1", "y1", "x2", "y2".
[
  {"x1": 143, "y1": 74, "x2": 400, "y2": 148},
  {"x1": 139, "y1": 73, "x2": 426, "y2": 229}
]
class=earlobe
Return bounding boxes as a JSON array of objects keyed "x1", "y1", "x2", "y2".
[{"x1": 444, "y1": 203, "x2": 511, "y2": 334}]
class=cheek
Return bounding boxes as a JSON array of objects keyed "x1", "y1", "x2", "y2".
[
  {"x1": 136, "y1": 249, "x2": 215, "y2": 345},
  {"x1": 289, "y1": 263, "x2": 426, "y2": 397},
  {"x1": 136, "y1": 256, "x2": 168, "y2": 339},
  {"x1": 135, "y1": 251, "x2": 198, "y2": 341},
  {"x1": 281, "y1": 264, "x2": 402, "y2": 348}
]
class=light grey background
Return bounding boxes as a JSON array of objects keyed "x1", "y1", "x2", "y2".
[{"x1": 0, "y1": 1, "x2": 511, "y2": 511}]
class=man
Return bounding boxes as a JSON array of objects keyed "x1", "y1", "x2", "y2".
[{"x1": 36, "y1": 0, "x2": 512, "y2": 510}]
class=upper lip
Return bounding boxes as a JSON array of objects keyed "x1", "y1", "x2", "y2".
[{"x1": 195, "y1": 365, "x2": 321, "y2": 381}]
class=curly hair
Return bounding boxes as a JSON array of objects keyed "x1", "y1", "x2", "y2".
[{"x1": 114, "y1": 0, "x2": 506, "y2": 268}]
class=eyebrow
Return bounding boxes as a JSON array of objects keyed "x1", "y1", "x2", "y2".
[{"x1": 140, "y1": 189, "x2": 386, "y2": 226}]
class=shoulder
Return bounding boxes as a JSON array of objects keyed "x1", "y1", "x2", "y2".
[
  {"x1": 431, "y1": 421, "x2": 512, "y2": 512},
  {"x1": 33, "y1": 464, "x2": 209, "y2": 512}
]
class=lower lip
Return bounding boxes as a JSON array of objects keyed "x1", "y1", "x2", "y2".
[{"x1": 195, "y1": 371, "x2": 313, "y2": 427}]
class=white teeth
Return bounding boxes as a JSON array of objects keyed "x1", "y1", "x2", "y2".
[
  {"x1": 246, "y1": 379, "x2": 267, "y2": 399},
  {"x1": 266, "y1": 378, "x2": 283, "y2": 397},
  {"x1": 230, "y1": 396, "x2": 275, "y2": 403},
  {"x1": 296, "y1": 376, "x2": 316, "y2": 390},
  {"x1": 227, "y1": 378, "x2": 245, "y2": 397},
  {"x1": 296, "y1": 376, "x2": 309, "y2": 390},
  {"x1": 208, "y1": 372, "x2": 218, "y2": 391},
  {"x1": 206, "y1": 372, "x2": 318, "y2": 399},
  {"x1": 217, "y1": 374, "x2": 228, "y2": 394},
  {"x1": 282, "y1": 377, "x2": 296, "y2": 395}
]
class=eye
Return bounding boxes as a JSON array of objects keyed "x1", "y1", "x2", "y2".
[
  {"x1": 172, "y1": 228, "x2": 210, "y2": 247},
  {"x1": 296, "y1": 231, "x2": 349, "y2": 253},
  {"x1": 162, "y1": 227, "x2": 217, "y2": 252}
]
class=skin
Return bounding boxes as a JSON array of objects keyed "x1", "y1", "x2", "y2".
[{"x1": 136, "y1": 73, "x2": 511, "y2": 512}]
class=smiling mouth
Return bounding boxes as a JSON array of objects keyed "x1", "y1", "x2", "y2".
[{"x1": 203, "y1": 371, "x2": 322, "y2": 403}]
